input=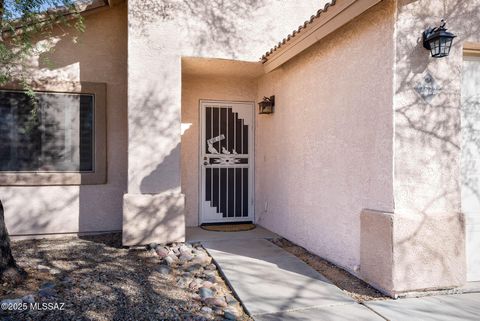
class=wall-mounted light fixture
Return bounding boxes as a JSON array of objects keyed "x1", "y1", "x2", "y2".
[
  {"x1": 258, "y1": 96, "x2": 275, "y2": 114},
  {"x1": 423, "y1": 19, "x2": 456, "y2": 58}
]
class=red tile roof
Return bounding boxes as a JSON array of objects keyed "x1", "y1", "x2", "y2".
[{"x1": 261, "y1": 0, "x2": 337, "y2": 62}]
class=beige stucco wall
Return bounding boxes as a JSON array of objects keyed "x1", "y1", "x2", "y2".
[
  {"x1": 393, "y1": 0, "x2": 480, "y2": 217},
  {"x1": 181, "y1": 63, "x2": 260, "y2": 226},
  {"x1": 126, "y1": 0, "x2": 326, "y2": 194},
  {"x1": 255, "y1": 0, "x2": 396, "y2": 272},
  {"x1": 125, "y1": 0, "x2": 329, "y2": 244},
  {"x1": 391, "y1": 0, "x2": 480, "y2": 292},
  {"x1": 360, "y1": 0, "x2": 480, "y2": 294},
  {"x1": 361, "y1": 210, "x2": 465, "y2": 297},
  {"x1": 392, "y1": 0, "x2": 480, "y2": 290},
  {"x1": 1, "y1": 4, "x2": 127, "y2": 236}
]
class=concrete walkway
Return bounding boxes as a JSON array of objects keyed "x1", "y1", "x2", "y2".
[
  {"x1": 198, "y1": 229, "x2": 480, "y2": 320},
  {"x1": 365, "y1": 293, "x2": 480, "y2": 321},
  {"x1": 203, "y1": 239, "x2": 383, "y2": 320}
]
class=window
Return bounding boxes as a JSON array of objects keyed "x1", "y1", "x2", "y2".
[
  {"x1": 0, "y1": 82, "x2": 106, "y2": 185},
  {"x1": 0, "y1": 91, "x2": 94, "y2": 172}
]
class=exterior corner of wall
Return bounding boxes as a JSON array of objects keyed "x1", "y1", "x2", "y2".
[
  {"x1": 391, "y1": 211, "x2": 466, "y2": 293},
  {"x1": 122, "y1": 191, "x2": 185, "y2": 246},
  {"x1": 392, "y1": 0, "x2": 464, "y2": 217},
  {"x1": 360, "y1": 209, "x2": 395, "y2": 294},
  {"x1": 253, "y1": 0, "x2": 398, "y2": 270}
]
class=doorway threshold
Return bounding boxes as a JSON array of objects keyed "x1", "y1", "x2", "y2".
[{"x1": 186, "y1": 225, "x2": 278, "y2": 243}]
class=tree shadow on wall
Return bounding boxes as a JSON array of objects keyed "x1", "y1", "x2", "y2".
[
  {"x1": 140, "y1": 143, "x2": 181, "y2": 194},
  {"x1": 127, "y1": 0, "x2": 267, "y2": 58},
  {"x1": 393, "y1": 0, "x2": 480, "y2": 286},
  {"x1": 34, "y1": 5, "x2": 129, "y2": 235}
]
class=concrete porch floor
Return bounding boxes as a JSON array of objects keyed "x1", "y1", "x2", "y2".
[{"x1": 186, "y1": 225, "x2": 279, "y2": 243}]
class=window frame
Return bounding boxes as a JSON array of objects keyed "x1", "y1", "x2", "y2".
[
  {"x1": 0, "y1": 82, "x2": 107, "y2": 186},
  {"x1": 464, "y1": 42, "x2": 480, "y2": 57}
]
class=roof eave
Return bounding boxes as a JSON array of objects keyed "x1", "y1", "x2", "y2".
[
  {"x1": 262, "y1": 0, "x2": 383, "y2": 73},
  {"x1": 1, "y1": 0, "x2": 120, "y2": 38}
]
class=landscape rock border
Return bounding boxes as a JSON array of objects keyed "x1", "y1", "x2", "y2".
[{"x1": 148, "y1": 242, "x2": 247, "y2": 320}]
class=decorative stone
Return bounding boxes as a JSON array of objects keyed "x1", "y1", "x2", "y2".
[
  {"x1": 40, "y1": 282, "x2": 56, "y2": 289},
  {"x1": 179, "y1": 244, "x2": 191, "y2": 254},
  {"x1": 37, "y1": 265, "x2": 50, "y2": 272},
  {"x1": 158, "y1": 266, "x2": 171, "y2": 275},
  {"x1": 181, "y1": 312, "x2": 193, "y2": 319},
  {"x1": 224, "y1": 307, "x2": 241, "y2": 320},
  {"x1": 49, "y1": 268, "x2": 61, "y2": 275},
  {"x1": 202, "y1": 281, "x2": 214, "y2": 288},
  {"x1": 186, "y1": 264, "x2": 203, "y2": 273},
  {"x1": 61, "y1": 276, "x2": 73, "y2": 285},
  {"x1": 191, "y1": 254, "x2": 212, "y2": 265},
  {"x1": 189, "y1": 279, "x2": 202, "y2": 290},
  {"x1": 205, "y1": 275, "x2": 217, "y2": 283},
  {"x1": 38, "y1": 287, "x2": 56, "y2": 298},
  {"x1": 179, "y1": 253, "x2": 193, "y2": 262},
  {"x1": 204, "y1": 270, "x2": 216, "y2": 276},
  {"x1": 155, "y1": 247, "x2": 169, "y2": 258},
  {"x1": 199, "y1": 287, "x2": 214, "y2": 299},
  {"x1": 204, "y1": 297, "x2": 227, "y2": 308},
  {"x1": 213, "y1": 307, "x2": 224, "y2": 315},
  {"x1": 225, "y1": 294, "x2": 236, "y2": 303},
  {"x1": 21, "y1": 294, "x2": 35, "y2": 304},
  {"x1": 201, "y1": 306, "x2": 213, "y2": 314},
  {"x1": 191, "y1": 293, "x2": 202, "y2": 301},
  {"x1": 206, "y1": 264, "x2": 216, "y2": 270},
  {"x1": 176, "y1": 277, "x2": 191, "y2": 288},
  {"x1": 164, "y1": 256, "x2": 176, "y2": 266}
]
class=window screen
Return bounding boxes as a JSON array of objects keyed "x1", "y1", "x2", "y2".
[{"x1": 0, "y1": 91, "x2": 94, "y2": 172}]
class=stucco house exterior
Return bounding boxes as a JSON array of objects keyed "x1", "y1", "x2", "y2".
[{"x1": 1, "y1": 0, "x2": 479, "y2": 297}]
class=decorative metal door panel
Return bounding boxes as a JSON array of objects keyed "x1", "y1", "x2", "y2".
[{"x1": 200, "y1": 101, "x2": 254, "y2": 223}]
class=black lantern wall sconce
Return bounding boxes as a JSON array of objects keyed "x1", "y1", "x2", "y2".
[
  {"x1": 422, "y1": 19, "x2": 456, "y2": 58},
  {"x1": 258, "y1": 96, "x2": 275, "y2": 114}
]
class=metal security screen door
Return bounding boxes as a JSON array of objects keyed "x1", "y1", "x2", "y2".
[{"x1": 200, "y1": 100, "x2": 254, "y2": 224}]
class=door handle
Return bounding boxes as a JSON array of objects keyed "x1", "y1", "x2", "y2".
[{"x1": 203, "y1": 161, "x2": 208, "y2": 165}]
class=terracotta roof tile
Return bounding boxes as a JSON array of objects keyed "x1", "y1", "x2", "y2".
[{"x1": 261, "y1": 0, "x2": 337, "y2": 62}]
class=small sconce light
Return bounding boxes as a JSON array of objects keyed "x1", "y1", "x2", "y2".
[
  {"x1": 422, "y1": 19, "x2": 456, "y2": 58},
  {"x1": 258, "y1": 96, "x2": 275, "y2": 114}
]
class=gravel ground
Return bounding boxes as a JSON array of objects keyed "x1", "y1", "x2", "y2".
[
  {"x1": 271, "y1": 238, "x2": 390, "y2": 302},
  {"x1": 1, "y1": 234, "x2": 251, "y2": 321}
]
